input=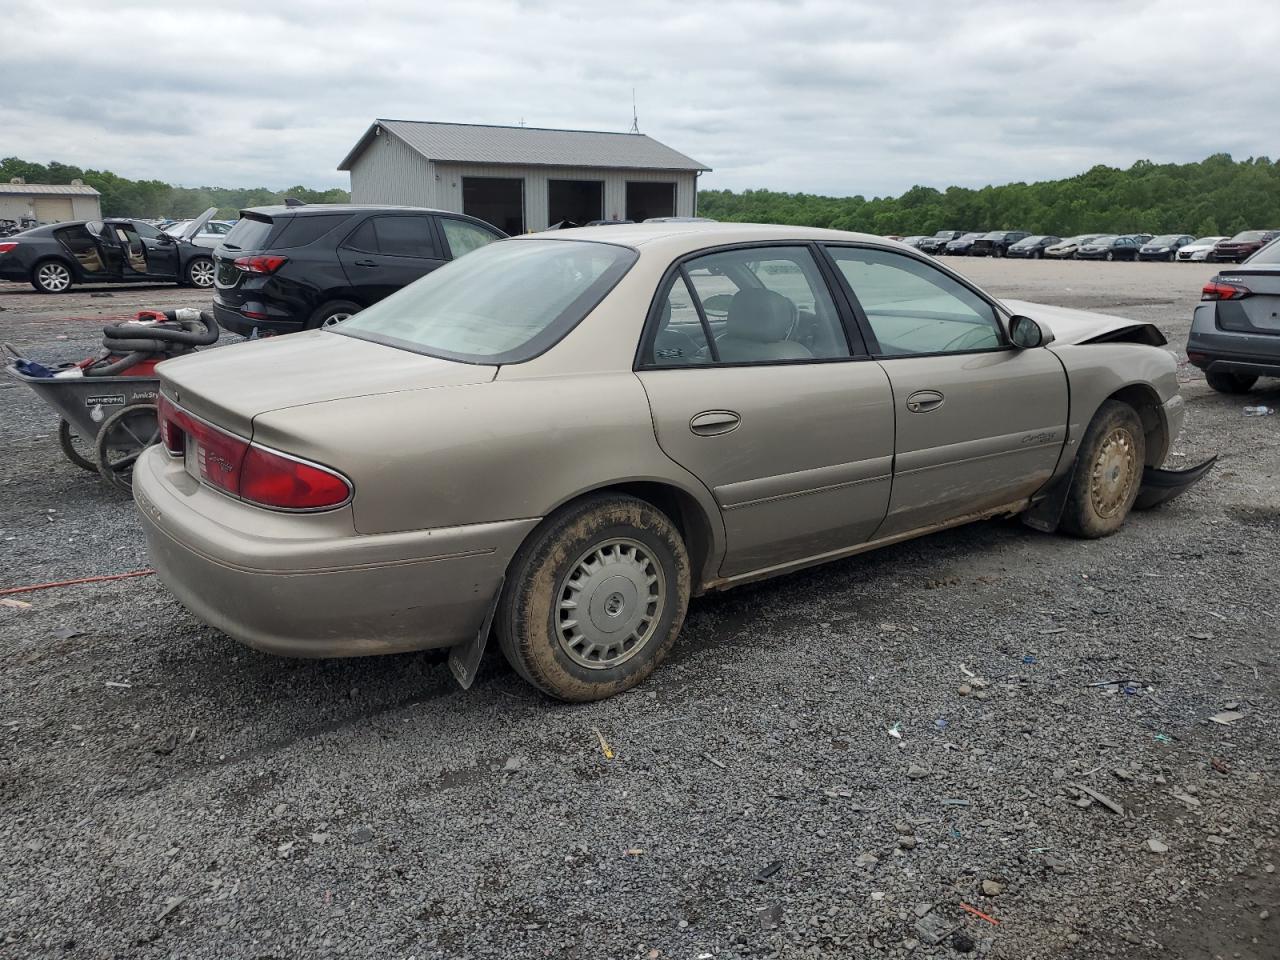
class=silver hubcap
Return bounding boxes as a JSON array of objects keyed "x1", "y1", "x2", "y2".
[
  {"x1": 1090, "y1": 427, "x2": 1138, "y2": 519},
  {"x1": 38, "y1": 263, "x2": 70, "y2": 291},
  {"x1": 556, "y1": 538, "x2": 665, "y2": 669},
  {"x1": 191, "y1": 260, "x2": 214, "y2": 287},
  {"x1": 321, "y1": 312, "x2": 352, "y2": 328}
]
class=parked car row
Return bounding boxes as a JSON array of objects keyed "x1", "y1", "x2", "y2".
[{"x1": 898, "y1": 229, "x2": 1280, "y2": 263}]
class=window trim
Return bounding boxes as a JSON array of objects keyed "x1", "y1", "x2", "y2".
[
  {"x1": 633, "y1": 240, "x2": 868, "y2": 372},
  {"x1": 817, "y1": 242, "x2": 1015, "y2": 360}
]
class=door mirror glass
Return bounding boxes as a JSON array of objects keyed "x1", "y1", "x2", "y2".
[{"x1": 1009, "y1": 315, "x2": 1053, "y2": 349}]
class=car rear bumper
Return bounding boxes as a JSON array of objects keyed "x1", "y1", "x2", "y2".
[
  {"x1": 211, "y1": 298, "x2": 305, "y2": 337},
  {"x1": 1186, "y1": 303, "x2": 1280, "y2": 377},
  {"x1": 0, "y1": 262, "x2": 29, "y2": 282},
  {"x1": 133, "y1": 446, "x2": 538, "y2": 657}
]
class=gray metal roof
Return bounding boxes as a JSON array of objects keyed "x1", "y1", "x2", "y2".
[
  {"x1": 0, "y1": 182, "x2": 100, "y2": 196},
  {"x1": 339, "y1": 120, "x2": 710, "y2": 173}
]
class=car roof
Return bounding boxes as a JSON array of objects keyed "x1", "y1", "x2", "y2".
[
  {"x1": 242, "y1": 203, "x2": 456, "y2": 218},
  {"x1": 510, "y1": 221, "x2": 900, "y2": 256}
]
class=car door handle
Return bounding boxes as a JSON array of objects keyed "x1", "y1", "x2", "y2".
[
  {"x1": 905, "y1": 390, "x2": 945, "y2": 413},
  {"x1": 689, "y1": 410, "x2": 741, "y2": 436},
  {"x1": 352, "y1": 259, "x2": 378, "y2": 267}
]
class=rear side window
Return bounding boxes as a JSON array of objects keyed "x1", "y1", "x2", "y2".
[
  {"x1": 344, "y1": 216, "x2": 439, "y2": 258},
  {"x1": 272, "y1": 213, "x2": 353, "y2": 249}
]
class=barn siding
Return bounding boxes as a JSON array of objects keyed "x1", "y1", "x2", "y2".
[
  {"x1": 431, "y1": 163, "x2": 696, "y2": 231},
  {"x1": 348, "y1": 133, "x2": 437, "y2": 206}
]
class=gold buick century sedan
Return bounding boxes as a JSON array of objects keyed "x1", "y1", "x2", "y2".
[{"x1": 134, "y1": 223, "x2": 1210, "y2": 701}]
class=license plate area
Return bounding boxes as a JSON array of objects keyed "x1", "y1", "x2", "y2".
[{"x1": 183, "y1": 434, "x2": 203, "y2": 481}]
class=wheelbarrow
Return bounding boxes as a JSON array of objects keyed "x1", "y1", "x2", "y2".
[{"x1": 4, "y1": 309, "x2": 219, "y2": 493}]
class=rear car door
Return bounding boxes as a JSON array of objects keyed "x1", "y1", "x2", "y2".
[
  {"x1": 823, "y1": 244, "x2": 1068, "y2": 539},
  {"x1": 55, "y1": 224, "x2": 113, "y2": 279},
  {"x1": 635, "y1": 243, "x2": 895, "y2": 578},
  {"x1": 337, "y1": 214, "x2": 445, "y2": 304}
]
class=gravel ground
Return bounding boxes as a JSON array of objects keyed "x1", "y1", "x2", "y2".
[{"x1": 1, "y1": 263, "x2": 1277, "y2": 959}]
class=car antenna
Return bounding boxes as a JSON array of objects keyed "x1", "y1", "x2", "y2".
[{"x1": 283, "y1": 197, "x2": 307, "y2": 207}]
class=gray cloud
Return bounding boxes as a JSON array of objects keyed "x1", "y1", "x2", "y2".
[{"x1": 0, "y1": 0, "x2": 1276, "y2": 195}]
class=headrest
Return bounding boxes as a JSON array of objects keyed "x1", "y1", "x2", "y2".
[
  {"x1": 661, "y1": 297, "x2": 672, "y2": 325},
  {"x1": 727, "y1": 288, "x2": 796, "y2": 342}
]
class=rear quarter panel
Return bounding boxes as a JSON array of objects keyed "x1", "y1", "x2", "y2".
[
  {"x1": 1050, "y1": 343, "x2": 1180, "y2": 471},
  {"x1": 249, "y1": 374, "x2": 727, "y2": 578}
]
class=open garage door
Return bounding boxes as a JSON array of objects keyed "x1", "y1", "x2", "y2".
[
  {"x1": 548, "y1": 180, "x2": 603, "y2": 228},
  {"x1": 626, "y1": 181, "x2": 676, "y2": 222},
  {"x1": 462, "y1": 177, "x2": 525, "y2": 235}
]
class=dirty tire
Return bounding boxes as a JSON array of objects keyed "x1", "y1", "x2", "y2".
[
  {"x1": 58, "y1": 418, "x2": 98, "y2": 472},
  {"x1": 496, "y1": 494, "x2": 691, "y2": 702},
  {"x1": 1205, "y1": 370, "x2": 1257, "y2": 394},
  {"x1": 1060, "y1": 400, "x2": 1146, "y2": 539}
]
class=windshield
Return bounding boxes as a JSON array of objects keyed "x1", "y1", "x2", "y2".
[
  {"x1": 335, "y1": 239, "x2": 637, "y2": 364},
  {"x1": 957, "y1": 233, "x2": 983, "y2": 241},
  {"x1": 1192, "y1": 237, "x2": 1222, "y2": 245},
  {"x1": 933, "y1": 231, "x2": 955, "y2": 238},
  {"x1": 1148, "y1": 235, "x2": 1178, "y2": 245},
  {"x1": 1230, "y1": 231, "x2": 1265, "y2": 242},
  {"x1": 1014, "y1": 236, "x2": 1044, "y2": 245},
  {"x1": 1089, "y1": 235, "x2": 1117, "y2": 245}
]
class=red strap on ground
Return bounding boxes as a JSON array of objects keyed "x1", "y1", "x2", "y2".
[{"x1": 0, "y1": 569, "x2": 155, "y2": 597}]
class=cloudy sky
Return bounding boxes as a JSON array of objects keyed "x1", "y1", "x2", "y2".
[{"x1": 2, "y1": 0, "x2": 1276, "y2": 197}]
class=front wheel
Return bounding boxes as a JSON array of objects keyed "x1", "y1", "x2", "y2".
[
  {"x1": 1206, "y1": 370, "x2": 1257, "y2": 394},
  {"x1": 185, "y1": 256, "x2": 215, "y2": 288},
  {"x1": 1060, "y1": 400, "x2": 1146, "y2": 539},
  {"x1": 496, "y1": 494, "x2": 691, "y2": 701},
  {"x1": 1104, "y1": 251, "x2": 1115, "y2": 262},
  {"x1": 32, "y1": 259, "x2": 73, "y2": 294}
]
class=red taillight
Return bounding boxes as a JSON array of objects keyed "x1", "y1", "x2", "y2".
[
  {"x1": 240, "y1": 446, "x2": 351, "y2": 510},
  {"x1": 1201, "y1": 280, "x2": 1251, "y2": 301},
  {"x1": 0, "y1": 242, "x2": 17, "y2": 255},
  {"x1": 157, "y1": 395, "x2": 349, "y2": 510},
  {"x1": 233, "y1": 255, "x2": 288, "y2": 275}
]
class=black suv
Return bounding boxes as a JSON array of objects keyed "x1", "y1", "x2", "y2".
[
  {"x1": 970, "y1": 230, "x2": 1031, "y2": 257},
  {"x1": 211, "y1": 205, "x2": 505, "y2": 335},
  {"x1": 917, "y1": 230, "x2": 966, "y2": 255}
]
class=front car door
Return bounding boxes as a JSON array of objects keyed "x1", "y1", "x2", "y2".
[
  {"x1": 822, "y1": 244, "x2": 1068, "y2": 539},
  {"x1": 336, "y1": 214, "x2": 446, "y2": 305},
  {"x1": 635, "y1": 243, "x2": 895, "y2": 578},
  {"x1": 438, "y1": 217, "x2": 503, "y2": 260},
  {"x1": 130, "y1": 219, "x2": 179, "y2": 277}
]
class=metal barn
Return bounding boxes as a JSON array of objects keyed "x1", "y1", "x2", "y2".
[
  {"x1": 338, "y1": 120, "x2": 710, "y2": 233},
  {"x1": 0, "y1": 180, "x2": 102, "y2": 225}
]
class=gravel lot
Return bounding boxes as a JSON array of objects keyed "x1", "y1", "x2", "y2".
[{"x1": 1, "y1": 262, "x2": 1277, "y2": 960}]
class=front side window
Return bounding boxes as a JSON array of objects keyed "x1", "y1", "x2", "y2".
[
  {"x1": 826, "y1": 246, "x2": 1003, "y2": 356},
  {"x1": 440, "y1": 218, "x2": 500, "y2": 259},
  {"x1": 335, "y1": 239, "x2": 636, "y2": 364},
  {"x1": 644, "y1": 245, "x2": 850, "y2": 366}
]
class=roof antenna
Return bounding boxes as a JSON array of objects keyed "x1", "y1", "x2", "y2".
[{"x1": 629, "y1": 88, "x2": 640, "y2": 134}]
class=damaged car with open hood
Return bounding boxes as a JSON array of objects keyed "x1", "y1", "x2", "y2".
[
  {"x1": 132, "y1": 223, "x2": 1214, "y2": 701},
  {"x1": 0, "y1": 207, "x2": 219, "y2": 293}
]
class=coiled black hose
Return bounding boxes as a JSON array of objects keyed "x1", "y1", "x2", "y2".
[{"x1": 86, "y1": 310, "x2": 219, "y2": 377}]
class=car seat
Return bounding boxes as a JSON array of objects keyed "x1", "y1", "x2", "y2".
[{"x1": 716, "y1": 289, "x2": 812, "y2": 362}]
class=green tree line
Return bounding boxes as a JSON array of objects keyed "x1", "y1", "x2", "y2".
[
  {"x1": 699, "y1": 154, "x2": 1280, "y2": 237},
  {"x1": 0, "y1": 157, "x2": 349, "y2": 220}
]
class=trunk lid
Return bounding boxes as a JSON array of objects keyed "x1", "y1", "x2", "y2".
[
  {"x1": 157, "y1": 330, "x2": 497, "y2": 435},
  {"x1": 1214, "y1": 267, "x2": 1280, "y2": 335}
]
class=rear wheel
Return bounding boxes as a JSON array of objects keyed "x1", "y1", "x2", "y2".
[
  {"x1": 1206, "y1": 370, "x2": 1257, "y2": 394},
  {"x1": 58, "y1": 419, "x2": 98, "y2": 472},
  {"x1": 308, "y1": 300, "x2": 361, "y2": 330},
  {"x1": 95, "y1": 402, "x2": 159, "y2": 494},
  {"x1": 496, "y1": 494, "x2": 690, "y2": 701},
  {"x1": 1060, "y1": 400, "x2": 1146, "y2": 539},
  {"x1": 1104, "y1": 251, "x2": 1115, "y2": 262},
  {"x1": 32, "y1": 259, "x2": 73, "y2": 294},
  {"x1": 185, "y1": 256, "x2": 215, "y2": 288}
]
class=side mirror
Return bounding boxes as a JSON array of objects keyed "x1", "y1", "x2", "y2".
[{"x1": 1009, "y1": 314, "x2": 1054, "y2": 349}]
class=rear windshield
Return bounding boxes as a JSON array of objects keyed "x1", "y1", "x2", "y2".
[
  {"x1": 1248, "y1": 237, "x2": 1280, "y2": 264},
  {"x1": 221, "y1": 215, "x2": 274, "y2": 251},
  {"x1": 334, "y1": 239, "x2": 638, "y2": 364}
]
